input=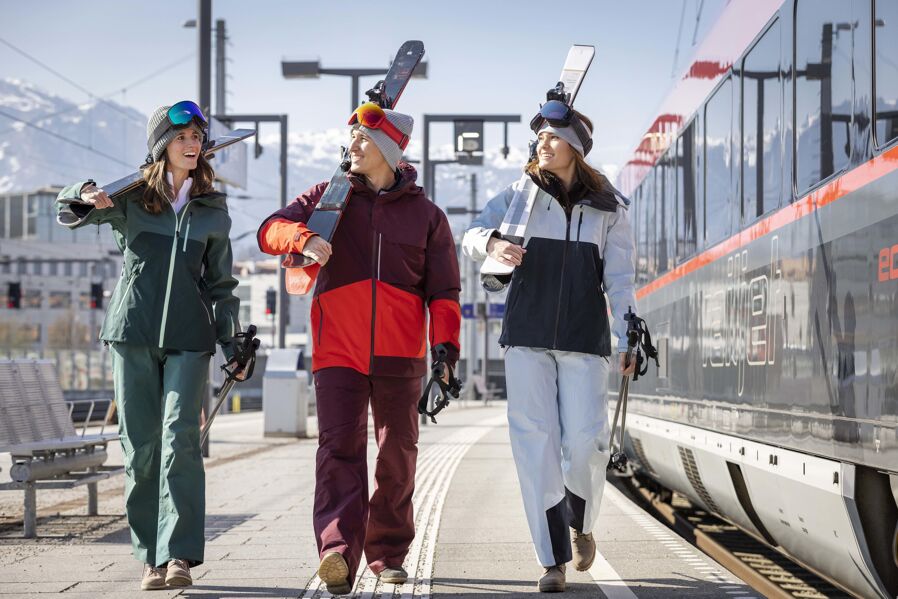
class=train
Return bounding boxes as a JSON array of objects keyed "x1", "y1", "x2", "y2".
[{"x1": 615, "y1": 1, "x2": 898, "y2": 597}]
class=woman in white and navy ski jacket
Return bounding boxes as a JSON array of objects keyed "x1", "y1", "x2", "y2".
[{"x1": 462, "y1": 111, "x2": 637, "y2": 578}]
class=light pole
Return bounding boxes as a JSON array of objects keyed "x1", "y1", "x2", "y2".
[
  {"x1": 196, "y1": 0, "x2": 212, "y2": 115},
  {"x1": 216, "y1": 113, "x2": 289, "y2": 350},
  {"x1": 447, "y1": 174, "x2": 478, "y2": 402},
  {"x1": 282, "y1": 60, "x2": 427, "y2": 113},
  {"x1": 421, "y1": 114, "x2": 519, "y2": 201},
  {"x1": 183, "y1": 14, "x2": 226, "y2": 116},
  {"x1": 427, "y1": 114, "x2": 519, "y2": 405}
]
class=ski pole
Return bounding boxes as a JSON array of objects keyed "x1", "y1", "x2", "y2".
[
  {"x1": 608, "y1": 349, "x2": 635, "y2": 472},
  {"x1": 200, "y1": 325, "x2": 260, "y2": 447}
]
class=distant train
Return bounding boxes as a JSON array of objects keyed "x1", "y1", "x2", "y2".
[{"x1": 616, "y1": 1, "x2": 898, "y2": 597}]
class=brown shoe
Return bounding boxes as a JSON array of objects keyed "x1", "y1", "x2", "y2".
[
  {"x1": 572, "y1": 529, "x2": 596, "y2": 571},
  {"x1": 165, "y1": 559, "x2": 192, "y2": 587},
  {"x1": 319, "y1": 551, "x2": 351, "y2": 595},
  {"x1": 378, "y1": 566, "x2": 408, "y2": 584},
  {"x1": 538, "y1": 564, "x2": 566, "y2": 592},
  {"x1": 140, "y1": 565, "x2": 167, "y2": 591}
]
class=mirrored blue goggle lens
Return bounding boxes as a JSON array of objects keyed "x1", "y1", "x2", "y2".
[
  {"x1": 540, "y1": 100, "x2": 572, "y2": 123},
  {"x1": 168, "y1": 101, "x2": 207, "y2": 126}
]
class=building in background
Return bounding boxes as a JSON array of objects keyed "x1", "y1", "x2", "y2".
[
  {"x1": 0, "y1": 187, "x2": 122, "y2": 391},
  {"x1": 234, "y1": 258, "x2": 310, "y2": 352}
]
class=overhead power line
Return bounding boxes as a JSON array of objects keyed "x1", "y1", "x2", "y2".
[
  {"x1": 0, "y1": 51, "x2": 194, "y2": 137},
  {"x1": 671, "y1": 0, "x2": 688, "y2": 78},
  {"x1": 0, "y1": 108, "x2": 133, "y2": 168},
  {"x1": 105, "y1": 52, "x2": 194, "y2": 97},
  {"x1": 0, "y1": 36, "x2": 144, "y2": 126},
  {"x1": 692, "y1": 0, "x2": 706, "y2": 46}
]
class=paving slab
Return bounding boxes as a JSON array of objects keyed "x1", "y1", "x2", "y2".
[{"x1": 0, "y1": 406, "x2": 757, "y2": 598}]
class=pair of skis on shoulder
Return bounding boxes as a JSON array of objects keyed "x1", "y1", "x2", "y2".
[
  {"x1": 480, "y1": 44, "x2": 595, "y2": 293},
  {"x1": 57, "y1": 128, "x2": 255, "y2": 225},
  {"x1": 282, "y1": 40, "x2": 425, "y2": 296}
]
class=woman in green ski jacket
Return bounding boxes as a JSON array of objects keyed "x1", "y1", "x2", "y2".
[{"x1": 55, "y1": 101, "x2": 241, "y2": 591}]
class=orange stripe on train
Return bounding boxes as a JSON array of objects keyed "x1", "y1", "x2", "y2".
[{"x1": 636, "y1": 145, "x2": 898, "y2": 300}]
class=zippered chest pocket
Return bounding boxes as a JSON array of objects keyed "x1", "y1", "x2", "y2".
[
  {"x1": 181, "y1": 212, "x2": 193, "y2": 252},
  {"x1": 377, "y1": 229, "x2": 425, "y2": 287}
]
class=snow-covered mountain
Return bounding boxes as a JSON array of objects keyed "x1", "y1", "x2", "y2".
[
  {"x1": 0, "y1": 79, "x2": 532, "y2": 258},
  {"x1": 0, "y1": 78, "x2": 148, "y2": 191}
]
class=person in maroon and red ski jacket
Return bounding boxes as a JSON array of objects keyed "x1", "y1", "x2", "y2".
[{"x1": 256, "y1": 105, "x2": 460, "y2": 595}]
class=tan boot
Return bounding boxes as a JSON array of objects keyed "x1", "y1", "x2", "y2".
[
  {"x1": 165, "y1": 559, "x2": 192, "y2": 587},
  {"x1": 319, "y1": 551, "x2": 351, "y2": 595},
  {"x1": 537, "y1": 564, "x2": 566, "y2": 592},
  {"x1": 378, "y1": 566, "x2": 408, "y2": 584},
  {"x1": 140, "y1": 565, "x2": 167, "y2": 591},
  {"x1": 572, "y1": 529, "x2": 596, "y2": 571}
]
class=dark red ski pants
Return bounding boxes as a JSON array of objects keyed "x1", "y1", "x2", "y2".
[{"x1": 313, "y1": 367, "x2": 421, "y2": 581}]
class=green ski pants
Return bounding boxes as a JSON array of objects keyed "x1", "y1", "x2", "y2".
[{"x1": 110, "y1": 343, "x2": 210, "y2": 567}]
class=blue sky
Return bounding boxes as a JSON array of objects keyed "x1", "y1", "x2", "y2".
[{"x1": 2, "y1": 0, "x2": 726, "y2": 180}]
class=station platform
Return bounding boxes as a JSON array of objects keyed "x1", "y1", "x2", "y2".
[{"x1": 0, "y1": 405, "x2": 758, "y2": 598}]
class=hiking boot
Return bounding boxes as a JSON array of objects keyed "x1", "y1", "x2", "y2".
[
  {"x1": 538, "y1": 564, "x2": 566, "y2": 592},
  {"x1": 140, "y1": 565, "x2": 167, "y2": 591},
  {"x1": 319, "y1": 551, "x2": 351, "y2": 595},
  {"x1": 572, "y1": 529, "x2": 596, "y2": 571},
  {"x1": 378, "y1": 566, "x2": 409, "y2": 584},
  {"x1": 165, "y1": 559, "x2": 192, "y2": 587}
]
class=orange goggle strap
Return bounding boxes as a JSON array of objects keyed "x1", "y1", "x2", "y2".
[{"x1": 348, "y1": 104, "x2": 410, "y2": 150}]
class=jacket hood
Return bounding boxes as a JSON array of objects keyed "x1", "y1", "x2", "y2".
[
  {"x1": 528, "y1": 170, "x2": 626, "y2": 213},
  {"x1": 348, "y1": 162, "x2": 425, "y2": 203}
]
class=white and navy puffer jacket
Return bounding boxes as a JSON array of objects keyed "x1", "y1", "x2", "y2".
[{"x1": 462, "y1": 174, "x2": 637, "y2": 357}]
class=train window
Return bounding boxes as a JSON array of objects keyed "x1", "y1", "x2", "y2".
[
  {"x1": 795, "y1": 0, "x2": 853, "y2": 192},
  {"x1": 705, "y1": 76, "x2": 733, "y2": 245},
  {"x1": 694, "y1": 111, "x2": 705, "y2": 247},
  {"x1": 633, "y1": 186, "x2": 647, "y2": 283},
  {"x1": 742, "y1": 19, "x2": 782, "y2": 221},
  {"x1": 662, "y1": 148, "x2": 676, "y2": 273},
  {"x1": 644, "y1": 170, "x2": 657, "y2": 279},
  {"x1": 875, "y1": 0, "x2": 898, "y2": 148},
  {"x1": 677, "y1": 121, "x2": 698, "y2": 261},
  {"x1": 654, "y1": 166, "x2": 670, "y2": 276}
]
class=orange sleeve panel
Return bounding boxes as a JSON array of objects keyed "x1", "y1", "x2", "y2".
[
  {"x1": 259, "y1": 217, "x2": 318, "y2": 256},
  {"x1": 428, "y1": 298, "x2": 461, "y2": 367}
]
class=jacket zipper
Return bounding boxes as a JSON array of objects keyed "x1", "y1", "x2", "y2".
[
  {"x1": 159, "y1": 201, "x2": 195, "y2": 348},
  {"x1": 377, "y1": 234, "x2": 382, "y2": 280},
  {"x1": 182, "y1": 212, "x2": 192, "y2": 252},
  {"x1": 369, "y1": 204, "x2": 379, "y2": 373},
  {"x1": 552, "y1": 209, "x2": 572, "y2": 349}
]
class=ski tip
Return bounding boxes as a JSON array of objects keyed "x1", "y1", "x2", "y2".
[{"x1": 398, "y1": 40, "x2": 425, "y2": 56}]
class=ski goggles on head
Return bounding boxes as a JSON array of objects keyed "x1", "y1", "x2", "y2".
[
  {"x1": 348, "y1": 102, "x2": 410, "y2": 150},
  {"x1": 168, "y1": 100, "x2": 208, "y2": 128},
  {"x1": 530, "y1": 100, "x2": 575, "y2": 129},
  {"x1": 149, "y1": 101, "x2": 209, "y2": 144},
  {"x1": 529, "y1": 100, "x2": 593, "y2": 156}
]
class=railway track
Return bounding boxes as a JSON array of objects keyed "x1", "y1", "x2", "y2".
[{"x1": 612, "y1": 473, "x2": 854, "y2": 598}]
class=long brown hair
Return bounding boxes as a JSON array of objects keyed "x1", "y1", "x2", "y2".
[
  {"x1": 140, "y1": 154, "x2": 216, "y2": 214},
  {"x1": 524, "y1": 111, "x2": 612, "y2": 196}
]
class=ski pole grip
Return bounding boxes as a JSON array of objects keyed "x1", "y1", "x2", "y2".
[{"x1": 625, "y1": 306, "x2": 639, "y2": 348}]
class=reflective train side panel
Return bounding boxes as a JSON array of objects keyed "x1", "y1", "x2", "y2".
[{"x1": 617, "y1": 1, "x2": 898, "y2": 597}]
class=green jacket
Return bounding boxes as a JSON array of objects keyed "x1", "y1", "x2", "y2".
[{"x1": 56, "y1": 181, "x2": 240, "y2": 358}]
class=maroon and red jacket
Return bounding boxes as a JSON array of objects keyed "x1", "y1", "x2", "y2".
[{"x1": 257, "y1": 163, "x2": 461, "y2": 378}]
